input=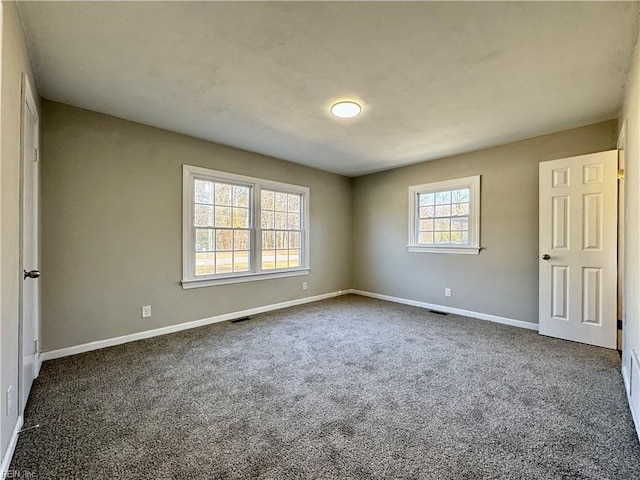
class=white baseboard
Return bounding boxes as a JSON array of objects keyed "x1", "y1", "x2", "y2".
[
  {"x1": 350, "y1": 289, "x2": 538, "y2": 331},
  {"x1": 35, "y1": 354, "x2": 41, "y2": 378},
  {"x1": 625, "y1": 350, "x2": 640, "y2": 442},
  {"x1": 41, "y1": 288, "x2": 536, "y2": 360},
  {"x1": 41, "y1": 290, "x2": 349, "y2": 361},
  {"x1": 623, "y1": 362, "x2": 631, "y2": 394},
  {"x1": 0, "y1": 416, "x2": 23, "y2": 476}
]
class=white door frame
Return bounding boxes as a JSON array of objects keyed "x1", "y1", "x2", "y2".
[
  {"x1": 618, "y1": 125, "x2": 625, "y2": 351},
  {"x1": 18, "y1": 73, "x2": 40, "y2": 413}
]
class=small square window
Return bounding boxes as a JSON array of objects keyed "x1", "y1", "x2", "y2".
[{"x1": 408, "y1": 176, "x2": 480, "y2": 255}]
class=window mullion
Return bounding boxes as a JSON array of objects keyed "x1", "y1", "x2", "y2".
[
  {"x1": 192, "y1": 226, "x2": 198, "y2": 280},
  {"x1": 189, "y1": 178, "x2": 197, "y2": 280},
  {"x1": 254, "y1": 184, "x2": 262, "y2": 274},
  {"x1": 414, "y1": 193, "x2": 420, "y2": 245}
]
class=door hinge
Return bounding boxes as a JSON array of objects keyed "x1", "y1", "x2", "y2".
[
  {"x1": 34, "y1": 148, "x2": 39, "y2": 162},
  {"x1": 618, "y1": 169, "x2": 625, "y2": 180},
  {"x1": 34, "y1": 340, "x2": 39, "y2": 355}
]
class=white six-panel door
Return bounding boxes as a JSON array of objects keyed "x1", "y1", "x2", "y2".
[{"x1": 539, "y1": 150, "x2": 617, "y2": 349}]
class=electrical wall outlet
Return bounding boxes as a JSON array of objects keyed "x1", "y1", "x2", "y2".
[
  {"x1": 445, "y1": 288, "x2": 452, "y2": 297},
  {"x1": 141, "y1": 305, "x2": 152, "y2": 318},
  {"x1": 302, "y1": 282, "x2": 308, "y2": 290},
  {"x1": 6, "y1": 385, "x2": 13, "y2": 416}
]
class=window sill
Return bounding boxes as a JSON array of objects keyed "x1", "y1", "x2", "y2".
[
  {"x1": 181, "y1": 268, "x2": 310, "y2": 289},
  {"x1": 407, "y1": 245, "x2": 481, "y2": 255}
]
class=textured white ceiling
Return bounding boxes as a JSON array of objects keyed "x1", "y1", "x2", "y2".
[{"x1": 17, "y1": 2, "x2": 639, "y2": 176}]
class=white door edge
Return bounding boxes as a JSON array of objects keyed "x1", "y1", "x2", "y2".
[{"x1": 19, "y1": 73, "x2": 40, "y2": 415}]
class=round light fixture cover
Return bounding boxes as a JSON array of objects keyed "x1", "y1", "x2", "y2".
[{"x1": 330, "y1": 101, "x2": 362, "y2": 118}]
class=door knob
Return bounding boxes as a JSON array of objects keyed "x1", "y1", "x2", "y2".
[
  {"x1": 541, "y1": 254, "x2": 551, "y2": 260},
  {"x1": 23, "y1": 269, "x2": 40, "y2": 279}
]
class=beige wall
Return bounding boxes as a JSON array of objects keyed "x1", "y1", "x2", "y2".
[
  {"x1": 352, "y1": 121, "x2": 618, "y2": 325},
  {"x1": 0, "y1": 0, "x2": 39, "y2": 464},
  {"x1": 40, "y1": 101, "x2": 352, "y2": 352},
  {"x1": 620, "y1": 26, "x2": 640, "y2": 421}
]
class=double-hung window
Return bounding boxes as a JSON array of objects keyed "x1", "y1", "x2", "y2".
[
  {"x1": 407, "y1": 175, "x2": 481, "y2": 254},
  {"x1": 182, "y1": 165, "x2": 309, "y2": 288}
]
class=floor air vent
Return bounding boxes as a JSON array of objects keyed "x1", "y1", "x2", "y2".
[{"x1": 230, "y1": 316, "x2": 251, "y2": 323}]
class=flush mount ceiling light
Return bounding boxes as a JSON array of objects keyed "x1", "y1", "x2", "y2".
[{"x1": 330, "y1": 101, "x2": 362, "y2": 118}]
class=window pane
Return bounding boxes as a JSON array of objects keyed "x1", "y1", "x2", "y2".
[
  {"x1": 289, "y1": 231, "x2": 300, "y2": 249},
  {"x1": 262, "y1": 190, "x2": 275, "y2": 210},
  {"x1": 419, "y1": 206, "x2": 435, "y2": 218},
  {"x1": 418, "y1": 232, "x2": 434, "y2": 244},
  {"x1": 419, "y1": 219, "x2": 434, "y2": 232},
  {"x1": 419, "y1": 193, "x2": 434, "y2": 206},
  {"x1": 215, "y1": 252, "x2": 233, "y2": 274},
  {"x1": 233, "y1": 185, "x2": 249, "y2": 207},
  {"x1": 287, "y1": 213, "x2": 300, "y2": 230},
  {"x1": 195, "y1": 180, "x2": 213, "y2": 204},
  {"x1": 435, "y1": 218, "x2": 451, "y2": 231},
  {"x1": 435, "y1": 205, "x2": 451, "y2": 217},
  {"x1": 262, "y1": 250, "x2": 276, "y2": 270},
  {"x1": 452, "y1": 203, "x2": 470, "y2": 216},
  {"x1": 263, "y1": 231, "x2": 275, "y2": 249},
  {"x1": 275, "y1": 212, "x2": 287, "y2": 229},
  {"x1": 233, "y1": 251, "x2": 250, "y2": 272},
  {"x1": 195, "y1": 228, "x2": 214, "y2": 252},
  {"x1": 275, "y1": 192, "x2": 288, "y2": 211},
  {"x1": 435, "y1": 231, "x2": 450, "y2": 244},
  {"x1": 289, "y1": 250, "x2": 300, "y2": 267},
  {"x1": 195, "y1": 252, "x2": 215, "y2": 276},
  {"x1": 451, "y1": 218, "x2": 468, "y2": 231},
  {"x1": 234, "y1": 230, "x2": 249, "y2": 251},
  {"x1": 452, "y1": 188, "x2": 470, "y2": 203},
  {"x1": 232, "y1": 207, "x2": 249, "y2": 228},
  {"x1": 215, "y1": 183, "x2": 232, "y2": 206},
  {"x1": 276, "y1": 231, "x2": 288, "y2": 249},
  {"x1": 215, "y1": 206, "x2": 232, "y2": 227},
  {"x1": 288, "y1": 194, "x2": 301, "y2": 213},
  {"x1": 276, "y1": 250, "x2": 289, "y2": 268},
  {"x1": 194, "y1": 204, "x2": 214, "y2": 227},
  {"x1": 451, "y1": 232, "x2": 468, "y2": 245},
  {"x1": 435, "y1": 191, "x2": 451, "y2": 204},
  {"x1": 261, "y1": 210, "x2": 274, "y2": 229},
  {"x1": 216, "y1": 229, "x2": 233, "y2": 251}
]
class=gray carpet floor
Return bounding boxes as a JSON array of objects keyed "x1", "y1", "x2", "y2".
[{"x1": 10, "y1": 294, "x2": 640, "y2": 479}]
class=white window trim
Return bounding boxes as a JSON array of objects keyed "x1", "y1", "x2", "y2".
[
  {"x1": 182, "y1": 165, "x2": 310, "y2": 289},
  {"x1": 407, "y1": 175, "x2": 481, "y2": 255}
]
